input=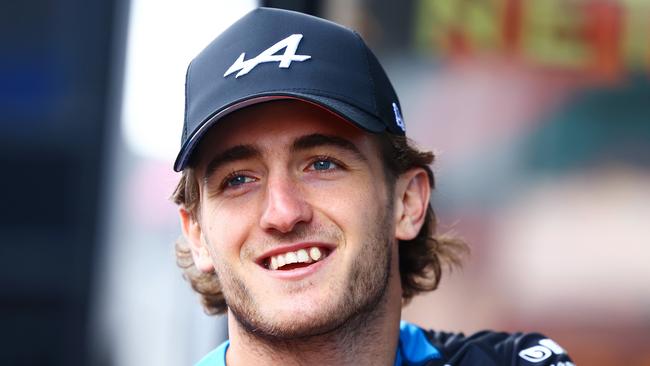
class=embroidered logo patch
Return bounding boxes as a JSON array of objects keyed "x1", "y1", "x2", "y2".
[
  {"x1": 519, "y1": 338, "x2": 566, "y2": 363},
  {"x1": 224, "y1": 34, "x2": 311, "y2": 78}
]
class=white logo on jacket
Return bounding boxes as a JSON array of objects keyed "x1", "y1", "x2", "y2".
[
  {"x1": 518, "y1": 338, "x2": 566, "y2": 362},
  {"x1": 224, "y1": 34, "x2": 311, "y2": 78}
]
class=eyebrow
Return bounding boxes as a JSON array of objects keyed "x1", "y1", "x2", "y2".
[
  {"x1": 202, "y1": 133, "x2": 365, "y2": 181},
  {"x1": 291, "y1": 134, "x2": 366, "y2": 161},
  {"x1": 203, "y1": 144, "x2": 261, "y2": 182}
]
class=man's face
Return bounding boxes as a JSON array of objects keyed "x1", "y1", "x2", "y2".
[{"x1": 191, "y1": 100, "x2": 398, "y2": 338}]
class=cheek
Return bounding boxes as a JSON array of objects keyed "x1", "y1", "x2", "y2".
[
  {"x1": 310, "y1": 178, "x2": 386, "y2": 236},
  {"x1": 201, "y1": 201, "x2": 258, "y2": 260}
]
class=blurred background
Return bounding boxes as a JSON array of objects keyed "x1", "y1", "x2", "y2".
[{"x1": 1, "y1": 0, "x2": 649, "y2": 365}]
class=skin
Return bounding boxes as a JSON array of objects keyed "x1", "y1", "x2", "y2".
[{"x1": 179, "y1": 100, "x2": 430, "y2": 365}]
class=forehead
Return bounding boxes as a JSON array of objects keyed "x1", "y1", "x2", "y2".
[{"x1": 193, "y1": 99, "x2": 376, "y2": 163}]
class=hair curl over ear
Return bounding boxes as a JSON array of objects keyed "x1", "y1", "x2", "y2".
[{"x1": 375, "y1": 134, "x2": 468, "y2": 304}]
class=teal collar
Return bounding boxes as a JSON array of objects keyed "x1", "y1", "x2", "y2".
[
  {"x1": 195, "y1": 340, "x2": 228, "y2": 366},
  {"x1": 394, "y1": 321, "x2": 441, "y2": 366}
]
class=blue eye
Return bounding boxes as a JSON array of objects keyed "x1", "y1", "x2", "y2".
[
  {"x1": 226, "y1": 175, "x2": 254, "y2": 187},
  {"x1": 312, "y1": 160, "x2": 333, "y2": 171}
]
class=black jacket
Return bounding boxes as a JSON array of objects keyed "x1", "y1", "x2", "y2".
[{"x1": 396, "y1": 322, "x2": 574, "y2": 366}]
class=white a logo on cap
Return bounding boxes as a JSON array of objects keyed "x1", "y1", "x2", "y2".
[{"x1": 224, "y1": 34, "x2": 311, "y2": 78}]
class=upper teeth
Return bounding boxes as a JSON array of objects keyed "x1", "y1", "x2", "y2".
[{"x1": 269, "y1": 247, "x2": 325, "y2": 270}]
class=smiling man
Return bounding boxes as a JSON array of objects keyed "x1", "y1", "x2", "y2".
[{"x1": 171, "y1": 7, "x2": 574, "y2": 366}]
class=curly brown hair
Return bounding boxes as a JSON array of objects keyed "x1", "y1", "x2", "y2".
[{"x1": 172, "y1": 133, "x2": 468, "y2": 315}]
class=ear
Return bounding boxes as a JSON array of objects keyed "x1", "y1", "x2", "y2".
[
  {"x1": 394, "y1": 168, "x2": 431, "y2": 241},
  {"x1": 179, "y1": 207, "x2": 215, "y2": 273}
]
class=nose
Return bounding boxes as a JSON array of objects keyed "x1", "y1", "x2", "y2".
[{"x1": 259, "y1": 175, "x2": 312, "y2": 233}]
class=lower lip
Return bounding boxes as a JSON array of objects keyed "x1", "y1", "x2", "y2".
[{"x1": 261, "y1": 250, "x2": 335, "y2": 281}]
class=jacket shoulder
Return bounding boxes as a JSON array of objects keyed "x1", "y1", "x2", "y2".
[{"x1": 422, "y1": 328, "x2": 574, "y2": 365}]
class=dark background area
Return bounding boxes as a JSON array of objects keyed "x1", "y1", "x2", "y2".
[{"x1": 0, "y1": 0, "x2": 126, "y2": 364}]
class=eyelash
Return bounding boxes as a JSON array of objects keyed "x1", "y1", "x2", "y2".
[
  {"x1": 307, "y1": 155, "x2": 345, "y2": 171},
  {"x1": 220, "y1": 170, "x2": 255, "y2": 190}
]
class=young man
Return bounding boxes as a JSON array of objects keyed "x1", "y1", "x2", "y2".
[{"x1": 172, "y1": 7, "x2": 574, "y2": 366}]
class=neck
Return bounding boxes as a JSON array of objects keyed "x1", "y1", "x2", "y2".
[{"x1": 225, "y1": 263, "x2": 403, "y2": 366}]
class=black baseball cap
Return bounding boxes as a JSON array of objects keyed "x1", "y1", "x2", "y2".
[{"x1": 174, "y1": 7, "x2": 406, "y2": 172}]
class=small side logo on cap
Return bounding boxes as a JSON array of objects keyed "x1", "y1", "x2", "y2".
[
  {"x1": 392, "y1": 102, "x2": 405, "y2": 132},
  {"x1": 224, "y1": 34, "x2": 311, "y2": 78}
]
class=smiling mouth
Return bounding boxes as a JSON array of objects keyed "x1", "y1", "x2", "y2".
[{"x1": 263, "y1": 246, "x2": 331, "y2": 271}]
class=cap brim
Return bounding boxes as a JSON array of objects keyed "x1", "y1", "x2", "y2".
[{"x1": 173, "y1": 92, "x2": 386, "y2": 172}]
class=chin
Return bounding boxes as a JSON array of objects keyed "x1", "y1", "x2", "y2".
[
  {"x1": 233, "y1": 295, "x2": 353, "y2": 340},
  {"x1": 261, "y1": 312, "x2": 349, "y2": 340}
]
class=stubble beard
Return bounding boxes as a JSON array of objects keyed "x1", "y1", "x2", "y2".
[{"x1": 214, "y1": 201, "x2": 395, "y2": 343}]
